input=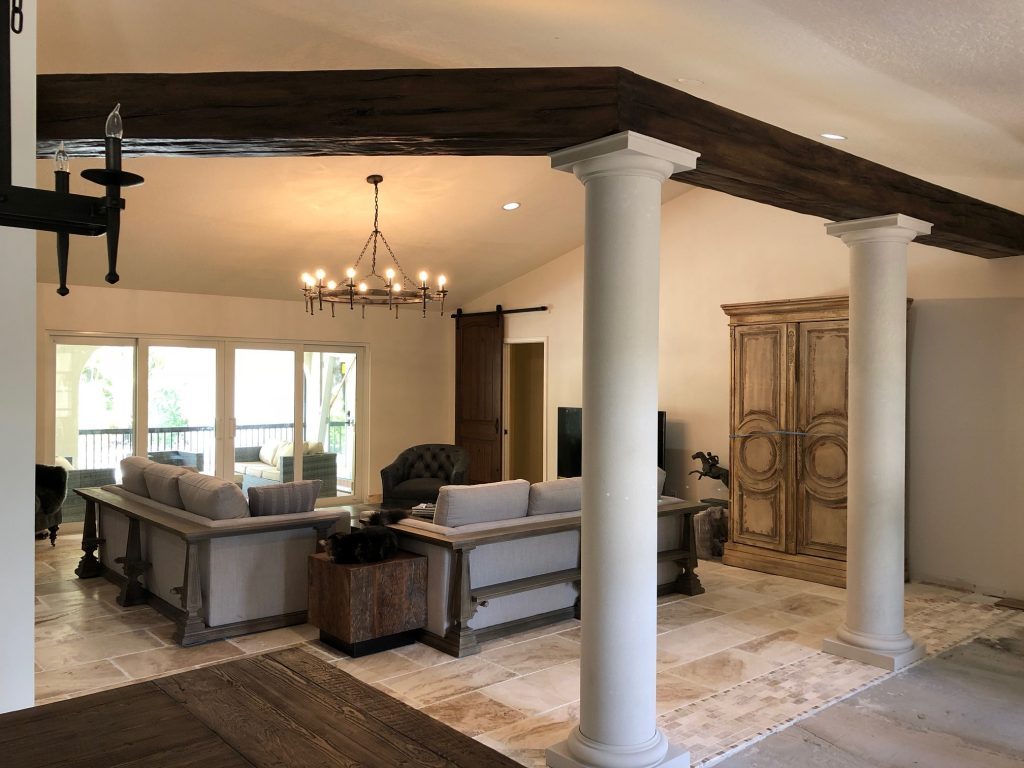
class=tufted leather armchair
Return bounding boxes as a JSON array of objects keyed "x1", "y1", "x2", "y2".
[{"x1": 380, "y1": 444, "x2": 470, "y2": 507}]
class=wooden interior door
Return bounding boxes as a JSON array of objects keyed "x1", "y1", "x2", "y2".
[
  {"x1": 455, "y1": 312, "x2": 504, "y2": 484},
  {"x1": 794, "y1": 320, "x2": 849, "y2": 560},
  {"x1": 729, "y1": 323, "x2": 792, "y2": 552}
]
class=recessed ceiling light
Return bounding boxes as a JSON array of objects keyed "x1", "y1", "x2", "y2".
[
  {"x1": 820, "y1": 132, "x2": 847, "y2": 141},
  {"x1": 502, "y1": 201, "x2": 521, "y2": 211}
]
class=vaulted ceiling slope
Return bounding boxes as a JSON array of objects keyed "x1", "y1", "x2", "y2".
[{"x1": 39, "y1": 68, "x2": 1024, "y2": 259}]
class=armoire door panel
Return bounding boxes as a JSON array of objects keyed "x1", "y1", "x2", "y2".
[
  {"x1": 730, "y1": 324, "x2": 788, "y2": 552},
  {"x1": 798, "y1": 491, "x2": 847, "y2": 560},
  {"x1": 796, "y1": 320, "x2": 848, "y2": 560},
  {"x1": 735, "y1": 485, "x2": 784, "y2": 546}
]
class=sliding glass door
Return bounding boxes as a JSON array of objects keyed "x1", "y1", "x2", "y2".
[
  {"x1": 54, "y1": 339, "x2": 136, "y2": 475},
  {"x1": 51, "y1": 335, "x2": 365, "y2": 503},
  {"x1": 145, "y1": 344, "x2": 219, "y2": 475}
]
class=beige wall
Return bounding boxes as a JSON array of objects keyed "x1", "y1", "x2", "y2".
[
  {"x1": 36, "y1": 285, "x2": 455, "y2": 498},
  {"x1": 466, "y1": 187, "x2": 1024, "y2": 597}
]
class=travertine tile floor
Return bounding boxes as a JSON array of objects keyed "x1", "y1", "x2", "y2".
[{"x1": 35, "y1": 532, "x2": 1017, "y2": 767}]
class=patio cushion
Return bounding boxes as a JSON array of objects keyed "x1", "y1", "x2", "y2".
[
  {"x1": 259, "y1": 439, "x2": 283, "y2": 465},
  {"x1": 247, "y1": 479, "x2": 322, "y2": 517},
  {"x1": 120, "y1": 456, "x2": 151, "y2": 497},
  {"x1": 143, "y1": 462, "x2": 192, "y2": 508},
  {"x1": 178, "y1": 472, "x2": 249, "y2": 520}
]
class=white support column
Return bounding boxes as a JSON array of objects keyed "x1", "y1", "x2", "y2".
[
  {"x1": 547, "y1": 132, "x2": 698, "y2": 768},
  {"x1": 823, "y1": 213, "x2": 931, "y2": 672}
]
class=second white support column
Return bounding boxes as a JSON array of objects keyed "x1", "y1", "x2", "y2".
[
  {"x1": 547, "y1": 132, "x2": 698, "y2": 768},
  {"x1": 823, "y1": 213, "x2": 931, "y2": 672}
]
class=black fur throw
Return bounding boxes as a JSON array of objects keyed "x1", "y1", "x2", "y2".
[{"x1": 322, "y1": 509, "x2": 409, "y2": 564}]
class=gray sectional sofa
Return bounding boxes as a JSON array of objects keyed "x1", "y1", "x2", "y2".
[
  {"x1": 78, "y1": 456, "x2": 348, "y2": 645},
  {"x1": 390, "y1": 476, "x2": 709, "y2": 656}
]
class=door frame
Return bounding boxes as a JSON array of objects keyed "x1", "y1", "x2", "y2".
[{"x1": 502, "y1": 337, "x2": 548, "y2": 481}]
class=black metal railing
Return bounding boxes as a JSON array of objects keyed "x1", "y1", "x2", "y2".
[{"x1": 77, "y1": 420, "x2": 354, "y2": 480}]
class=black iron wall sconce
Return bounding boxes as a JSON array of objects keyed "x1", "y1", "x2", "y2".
[{"x1": 1, "y1": 3, "x2": 143, "y2": 295}]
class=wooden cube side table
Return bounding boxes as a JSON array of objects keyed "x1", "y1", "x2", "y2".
[{"x1": 307, "y1": 551, "x2": 426, "y2": 657}]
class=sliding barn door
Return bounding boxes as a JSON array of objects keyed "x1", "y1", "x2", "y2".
[{"x1": 455, "y1": 312, "x2": 504, "y2": 484}]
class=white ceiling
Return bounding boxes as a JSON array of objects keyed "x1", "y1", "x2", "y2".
[{"x1": 34, "y1": 1, "x2": 1024, "y2": 302}]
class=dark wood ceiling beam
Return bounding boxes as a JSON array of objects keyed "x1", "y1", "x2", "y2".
[{"x1": 36, "y1": 67, "x2": 1024, "y2": 259}]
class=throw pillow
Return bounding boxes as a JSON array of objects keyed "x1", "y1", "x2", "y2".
[
  {"x1": 54, "y1": 455, "x2": 74, "y2": 471},
  {"x1": 143, "y1": 462, "x2": 192, "y2": 508},
  {"x1": 248, "y1": 479, "x2": 322, "y2": 517},
  {"x1": 276, "y1": 442, "x2": 295, "y2": 459},
  {"x1": 434, "y1": 479, "x2": 530, "y2": 527},
  {"x1": 120, "y1": 456, "x2": 151, "y2": 497},
  {"x1": 303, "y1": 441, "x2": 324, "y2": 455},
  {"x1": 527, "y1": 477, "x2": 582, "y2": 515},
  {"x1": 259, "y1": 439, "x2": 283, "y2": 465},
  {"x1": 178, "y1": 472, "x2": 250, "y2": 520}
]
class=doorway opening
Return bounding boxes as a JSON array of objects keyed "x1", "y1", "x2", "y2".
[{"x1": 504, "y1": 340, "x2": 546, "y2": 483}]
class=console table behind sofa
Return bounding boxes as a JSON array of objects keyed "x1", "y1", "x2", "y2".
[{"x1": 74, "y1": 487, "x2": 348, "y2": 646}]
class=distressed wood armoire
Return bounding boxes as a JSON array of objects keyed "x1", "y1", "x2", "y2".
[{"x1": 721, "y1": 296, "x2": 852, "y2": 587}]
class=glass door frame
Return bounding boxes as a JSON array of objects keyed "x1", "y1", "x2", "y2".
[
  {"x1": 226, "y1": 341, "x2": 367, "y2": 505},
  {"x1": 46, "y1": 333, "x2": 368, "y2": 504},
  {"x1": 47, "y1": 334, "x2": 138, "y2": 472},
  {"x1": 138, "y1": 338, "x2": 226, "y2": 477},
  {"x1": 302, "y1": 343, "x2": 368, "y2": 504}
]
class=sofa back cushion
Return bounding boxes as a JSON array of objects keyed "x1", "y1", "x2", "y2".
[
  {"x1": 178, "y1": 472, "x2": 250, "y2": 520},
  {"x1": 120, "y1": 456, "x2": 151, "y2": 497},
  {"x1": 434, "y1": 479, "x2": 529, "y2": 528},
  {"x1": 527, "y1": 477, "x2": 582, "y2": 516},
  {"x1": 143, "y1": 462, "x2": 192, "y2": 508},
  {"x1": 248, "y1": 479, "x2": 322, "y2": 517}
]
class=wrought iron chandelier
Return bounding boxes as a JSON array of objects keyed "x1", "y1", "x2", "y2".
[{"x1": 301, "y1": 174, "x2": 447, "y2": 318}]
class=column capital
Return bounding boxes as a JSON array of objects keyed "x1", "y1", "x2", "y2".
[
  {"x1": 550, "y1": 131, "x2": 699, "y2": 183},
  {"x1": 826, "y1": 214, "x2": 932, "y2": 245}
]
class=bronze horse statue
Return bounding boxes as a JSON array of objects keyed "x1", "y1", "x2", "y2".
[{"x1": 690, "y1": 451, "x2": 730, "y2": 487}]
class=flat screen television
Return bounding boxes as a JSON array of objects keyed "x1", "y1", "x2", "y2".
[{"x1": 557, "y1": 407, "x2": 667, "y2": 477}]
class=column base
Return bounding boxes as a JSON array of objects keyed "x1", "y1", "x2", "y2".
[
  {"x1": 822, "y1": 633, "x2": 926, "y2": 671},
  {"x1": 546, "y1": 736, "x2": 689, "y2": 768}
]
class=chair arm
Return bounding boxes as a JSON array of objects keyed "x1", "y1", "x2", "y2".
[{"x1": 380, "y1": 459, "x2": 408, "y2": 494}]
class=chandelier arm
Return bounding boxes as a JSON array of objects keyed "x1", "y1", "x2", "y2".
[{"x1": 376, "y1": 231, "x2": 416, "y2": 286}]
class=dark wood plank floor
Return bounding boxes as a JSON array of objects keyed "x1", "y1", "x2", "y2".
[{"x1": 1, "y1": 648, "x2": 521, "y2": 768}]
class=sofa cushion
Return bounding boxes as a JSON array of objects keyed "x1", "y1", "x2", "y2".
[
  {"x1": 178, "y1": 472, "x2": 250, "y2": 520},
  {"x1": 259, "y1": 439, "x2": 283, "y2": 465},
  {"x1": 434, "y1": 479, "x2": 530, "y2": 528},
  {"x1": 120, "y1": 456, "x2": 151, "y2": 497},
  {"x1": 248, "y1": 480, "x2": 322, "y2": 517},
  {"x1": 143, "y1": 462, "x2": 192, "y2": 508},
  {"x1": 527, "y1": 477, "x2": 582, "y2": 516}
]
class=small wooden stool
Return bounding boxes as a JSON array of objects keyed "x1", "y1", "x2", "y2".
[{"x1": 307, "y1": 551, "x2": 426, "y2": 657}]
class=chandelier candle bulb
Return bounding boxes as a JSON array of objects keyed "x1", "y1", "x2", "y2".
[{"x1": 315, "y1": 268, "x2": 326, "y2": 280}]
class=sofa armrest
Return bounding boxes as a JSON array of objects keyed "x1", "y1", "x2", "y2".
[{"x1": 235, "y1": 446, "x2": 261, "y2": 462}]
